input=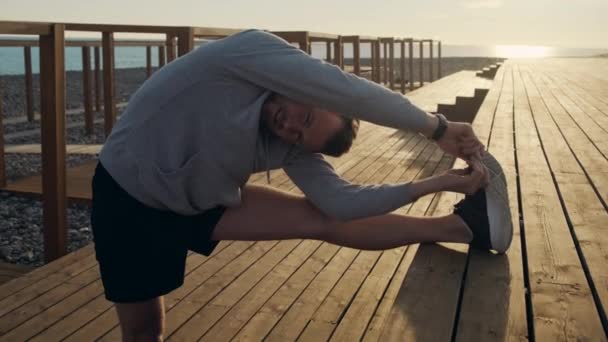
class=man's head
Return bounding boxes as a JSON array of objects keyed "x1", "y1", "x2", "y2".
[{"x1": 261, "y1": 93, "x2": 359, "y2": 157}]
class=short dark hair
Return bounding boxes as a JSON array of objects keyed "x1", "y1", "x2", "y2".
[{"x1": 320, "y1": 116, "x2": 360, "y2": 157}]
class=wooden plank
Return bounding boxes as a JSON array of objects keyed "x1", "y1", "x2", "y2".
[
  {"x1": 383, "y1": 41, "x2": 388, "y2": 84},
  {"x1": 82, "y1": 46, "x2": 93, "y2": 135},
  {"x1": 39, "y1": 23, "x2": 67, "y2": 262},
  {"x1": 519, "y1": 64, "x2": 608, "y2": 331},
  {"x1": 0, "y1": 259, "x2": 98, "y2": 323},
  {"x1": 94, "y1": 46, "x2": 101, "y2": 112},
  {"x1": 454, "y1": 63, "x2": 529, "y2": 341},
  {"x1": 49, "y1": 242, "x2": 236, "y2": 341},
  {"x1": 526, "y1": 68, "x2": 608, "y2": 206},
  {"x1": 169, "y1": 240, "x2": 304, "y2": 340},
  {"x1": 0, "y1": 245, "x2": 94, "y2": 301},
  {"x1": 24, "y1": 46, "x2": 34, "y2": 122},
  {"x1": 102, "y1": 32, "x2": 116, "y2": 138},
  {"x1": 325, "y1": 41, "x2": 331, "y2": 62},
  {"x1": 192, "y1": 26, "x2": 243, "y2": 38},
  {"x1": 512, "y1": 62, "x2": 605, "y2": 340},
  {"x1": 313, "y1": 149, "x2": 449, "y2": 342},
  {"x1": 261, "y1": 142, "x2": 436, "y2": 340}
]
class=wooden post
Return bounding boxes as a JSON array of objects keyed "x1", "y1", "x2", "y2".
[
  {"x1": 39, "y1": 23, "x2": 67, "y2": 262},
  {"x1": 0, "y1": 83, "x2": 5, "y2": 188},
  {"x1": 24, "y1": 46, "x2": 34, "y2": 122},
  {"x1": 326, "y1": 41, "x2": 331, "y2": 62},
  {"x1": 388, "y1": 39, "x2": 395, "y2": 90},
  {"x1": 102, "y1": 32, "x2": 116, "y2": 137},
  {"x1": 94, "y1": 46, "x2": 101, "y2": 112},
  {"x1": 166, "y1": 35, "x2": 176, "y2": 62},
  {"x1": 177, "y1": 27, "x2": 194, "y2": 57},
  {"x1": 300, "y1": 33, "x2": 310, "y2": 54},
  {"x1": 353, "y1": 37, "x2": 361, "y2": 76},
  {"x1": 408, "y1": 39, "x2": 414, "y2": 91},
  {"x1": 429, "y1": 40, "x2": 434, "y2": 82},
  {"x1": 374, "y1": 41, "x2": 381, "y2": 83},
  {"x1": 81, "y1": 46, "x2": 93, "y2": 135},
  {"x1": 419, "y1": 40, "x2": 424, "y2": 88},
  {"x1": 383, "y1": 41, "x2": 388, "y2": 84},
  {"x1": 400, "y1": 40, "x2": 406, "y2": 93},
  {"x1": 438, "y1": 41, "x2": 442, "y2": 79},
  {"x1": 158, "y1": 45, "x2": 165, "y2": 68},
  {"x1": 146, "y1": 46, "x2": 152, "y2": 78},
  {"x1": 370, "y1": 42, "x2": 376, "y2": 82},
  {"x1": 333, "y1": 36, "x2": 343, "y2": 69}
]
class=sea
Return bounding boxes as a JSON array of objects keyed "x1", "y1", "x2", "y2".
[{"x1": 1, "y1": 39, "x2": 606, "y2": 76}]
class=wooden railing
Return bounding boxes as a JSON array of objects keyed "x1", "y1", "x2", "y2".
[{"x1": 0, "y1": 20, "x2": 442, "y2": 262}]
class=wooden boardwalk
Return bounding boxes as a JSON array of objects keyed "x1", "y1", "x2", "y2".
[{"x1": 1, "y1": 58, "x2": 607, "y2": 341}]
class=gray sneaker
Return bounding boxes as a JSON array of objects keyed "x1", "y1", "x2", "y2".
[{"x1": 453, "y1": 151, "x2": 513, "y2": 253}]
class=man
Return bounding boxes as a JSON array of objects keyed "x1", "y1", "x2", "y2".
[{"x1": 91, "y1": 29, "x2": 512, "y2": 341}]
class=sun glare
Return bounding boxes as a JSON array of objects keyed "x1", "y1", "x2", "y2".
[{"x1": 495, "y1": 45, "x2": 552, "y2": 58}]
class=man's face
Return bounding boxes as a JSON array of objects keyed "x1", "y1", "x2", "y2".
[{"x1": 261, "y1": 94, "x2": 345, "y2": 152}]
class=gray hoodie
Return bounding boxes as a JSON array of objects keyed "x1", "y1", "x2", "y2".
[{"x1": 99, "y1": 29, "x2": 434, "y2": 220}]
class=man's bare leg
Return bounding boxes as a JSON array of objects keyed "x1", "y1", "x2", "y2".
[
  {"x1": 114, "y1": 296, "x2": 165, "y2": 342},
  {"x1": 212, "y1": 184, "x2": 473, "y2": 249}
]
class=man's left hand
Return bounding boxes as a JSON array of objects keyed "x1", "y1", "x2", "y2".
[{"x1": 436, "y1": 121, "x2": 485, "y2": 161}]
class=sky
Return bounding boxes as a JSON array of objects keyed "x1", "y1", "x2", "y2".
[{"x1": 1, "y1": 0, "x2": 607, "y2": 49}]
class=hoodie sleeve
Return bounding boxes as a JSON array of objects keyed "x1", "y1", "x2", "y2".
[
  {"x1": 283, "y1": 150, "x2": 417, "y2": 221},
  {"x1": 218, "y1": 29, "x2": 434, "y2": 134}
]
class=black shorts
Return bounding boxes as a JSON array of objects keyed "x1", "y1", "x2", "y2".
[{"x1": 90, "y1": 162, "x2": 226, "y2": 303}]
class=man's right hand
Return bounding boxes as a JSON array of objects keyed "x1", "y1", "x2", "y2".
[{"x1": 439, "y1": 158, "x2": 490, "y2": 195}]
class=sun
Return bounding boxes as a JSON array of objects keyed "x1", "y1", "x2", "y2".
[{"x1": 495, "y1": 45, "x2": 552, "y2": 58}]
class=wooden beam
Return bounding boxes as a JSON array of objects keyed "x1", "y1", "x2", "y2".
[
  {"x1": 24, "y1": 46, "x2": 34, "y2": 122},
  {"x1": 409, "y1": 39, "x2": 414, "y2": 91},
  {"x1": 353, "y1": 36, "x2": 361, "y2": 76},
  {"x1": 158, "y1": 45, "x2": 166, "y2": 68},
  {"x1": 38, "y1": 23, "x2": 67, "y2": 262},
  {"x1": 192, "y1": 26, "x2": 242, "y2": 38},
  {"x1": 177, "y1": 27, "x2": 194, "y2": 57},
  {"x1": 146, "y1": 46, "x2": 152, "y2": 78},
  {"x1": 0, "y1": 21, "x2": 51, "y2": 35},
  {"x1": 400, "y1": 41, "x2": 406, "y2": 93},
  {"x1": 0, "y1": 83, "x2": 5, "y2": 188},
  {"x1": 94, "y1": 47, "x2": 101, "y2": 112},
  {"x1": 102, "y1": 32, "x2": 116, "y2": 137},
  {"x1": 82, "y1": 46, "x2": 93, "y2": 135},
  {"x1": 326, "y1": 41, "x2": 331, "y2": 62},
  {"x1": 64, "y1": 23, "x2": 178, "y2": 34},
  {"x1": 438, "y1": 41, "x2": 442, "y2": 78}
]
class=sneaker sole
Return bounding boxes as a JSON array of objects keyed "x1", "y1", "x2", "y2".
[{"x1": 481, "y1": 151, "x2": 513, "y2": 253}]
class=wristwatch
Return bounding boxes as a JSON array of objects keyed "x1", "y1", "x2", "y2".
[{"x1": 431, "y1": 113, "x2": 448, "y2": 141}]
